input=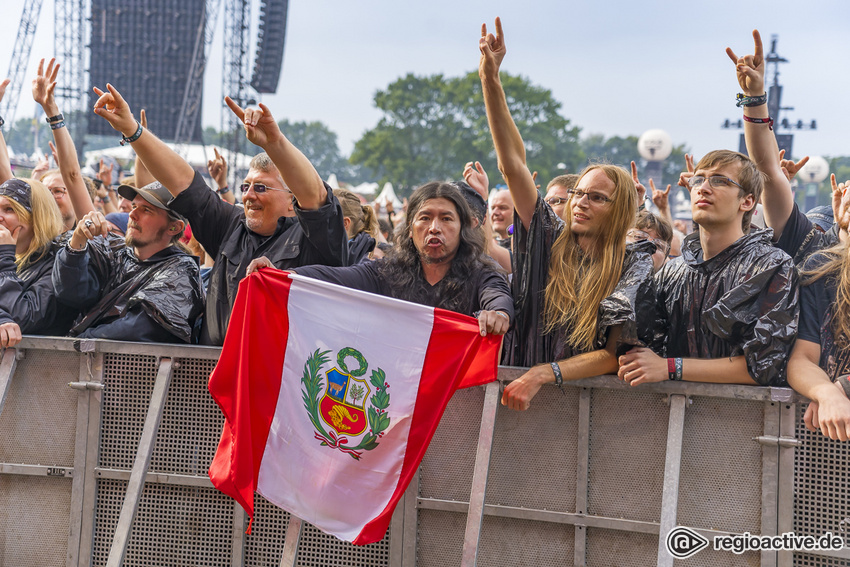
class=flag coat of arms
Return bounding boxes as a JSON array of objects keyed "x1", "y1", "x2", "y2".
[{"x1": 208, "y1": 270, "x2": 501, "y2": 544}]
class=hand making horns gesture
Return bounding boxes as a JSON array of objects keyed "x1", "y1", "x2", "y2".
[
  {"x1": 726, "y1": 30, "x2": 765, "y2": 97},
  {"x1": 479, "y1": 17, "x2": 506, "y2": 77},
  {"x1": 92, "y1": 84, "x2": 139, "y2": 137},
  {"x1": 224, "y1": 97, "x2": 283, "y2": 148}
]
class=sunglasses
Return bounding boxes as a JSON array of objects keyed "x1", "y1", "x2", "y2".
[{"x1": 240, "y1": 182, "x2": 291, "y2": 194}]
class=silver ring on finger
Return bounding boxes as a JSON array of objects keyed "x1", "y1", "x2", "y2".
[{"x1": 85, "y1": 220, "x2": 94, "y2": 228}]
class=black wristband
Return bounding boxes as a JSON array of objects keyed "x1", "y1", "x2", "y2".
[
  {"x1": 217, "y1": 186, "x2": 231, "y2": 194},
  {"x1": 0, "y1": 115, "x2": 5, "y2": 128},
  {"x1": 120, "y1": 122, "x2": 143, "y2": 146},
  {"x1": 45, "y1": 113, "x2": 65, "y2": 124},
  {"x1": 50, "y1": 121, "x2": 66, "y2": 130},
  {"x1": 550, "y1": 361, "x2": 565, "y2": 395},
  {"x1": 736, "y1": 93, "x2": 767, "y2": 108}
]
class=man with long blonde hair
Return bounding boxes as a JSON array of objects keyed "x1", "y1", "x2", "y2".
[{"x1": 479, "y1": 18, "x2": 658, "y2": 411}]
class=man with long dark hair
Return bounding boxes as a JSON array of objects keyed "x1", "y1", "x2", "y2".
[{"x1": 249, "y1": 182, "x2": 513, "y2": 336}]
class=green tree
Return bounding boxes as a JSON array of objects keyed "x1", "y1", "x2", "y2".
[
  {"x1": 579, "y1": 134, "x2": 690, "y2": 186},
  {"x1": 351, "y1": 71, "x2": 584, "y2": 195},
  {"x1": 4, "y1": 116, "x2": 53, "y2": 157},
  {"x1": 278, "y1": 118, "x2": 355, "y2": 181}
]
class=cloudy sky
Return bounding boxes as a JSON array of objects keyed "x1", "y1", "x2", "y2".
[{"x1": 3, "y1": 0, "x2": 849, "y2": 163}]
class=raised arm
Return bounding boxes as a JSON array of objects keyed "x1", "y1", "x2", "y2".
[
  {"x1": 208, "y1": 147, "x2": 236, "y2": 204},
  {"x1": 33, "y1": 58, "x2": 95, "y2": 218},
  {"x1": 0, "y1": 79, "x2": 12, "y2": 184},
  {"x1": 132, "y1": 110, "x2": 157, "y2": 189},
  {"x1": 727, "y1": 30, "x2": 793, "y2": 237},
  {"x1": 224, "y1": 97, "x2": 326, "y2": 210},
  {"x1": 92, "y1": 84, "x2": 196, "y2": 197},
  {"x1": 478, "y1": 18, "x2": 537, "y2": 229}
]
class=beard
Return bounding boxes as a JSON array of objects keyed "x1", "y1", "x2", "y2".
[{"x1": 125, "y1": 225, "x2": 168, "y2": 249}]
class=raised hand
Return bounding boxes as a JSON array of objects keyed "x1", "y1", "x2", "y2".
[
  {"x1": 0, "y1": 78, "x2": 10, "y2": 104},
  {"x1": 463, "y1": 161, "x2": 490, "y2": 200},
  {"x1": 830, "y1": 174, "x2": 850, "y2": 234},
  {"x1": 726, "y1": 30, "x2": 765, "y2": 96},
  {"x1": 98, "y1": 158, "x2": 114, "y2": 187},
  {"x1": 631, "y1": 161, "x2": 647, "y2": 205},
  {"x1": 778, "y1": 149, "x2": 809, "y2": 182},
  {"x1": 678, "y1": 153, "x2": 696, "y2": 190},
  {"x1": 208, "y1": 147, "x2": 228, "y2": 188},
  {"x1": 479, "y1": 17, "x2": 506, "y2": 78},
  {"x1": 650, "y1": 179, "x2": 671, "y2": 212},
  {"x1": 224, "y1": 97, "x2": 282, "y2": 148},
  {"x1": 32, "y1": 58, "x2": 59, "y2": 110},
  {"x1": 92, "y1": 84, "x2": 138, "y2": 136},
  {"x1": 31, "y1": 153, "x2": 50, "y2": 180}
]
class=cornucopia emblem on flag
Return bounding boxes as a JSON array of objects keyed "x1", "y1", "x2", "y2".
[{"x1": 302, "y1": 347, "x2": 391, "y2": 460}]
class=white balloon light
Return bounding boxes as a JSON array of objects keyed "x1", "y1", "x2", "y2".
[
  {"x1": 797, "y1": 156, "x2": 829, "y2": 184},
  {"x1": 637, "y1": 129, "x2": 673, "y2": 161}
]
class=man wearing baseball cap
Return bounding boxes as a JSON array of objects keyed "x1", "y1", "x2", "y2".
[{"x1": 52, "y1": 180, "x2": 204, "y2": 343}]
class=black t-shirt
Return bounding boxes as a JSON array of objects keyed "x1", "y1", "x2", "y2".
[
  {"x1": 775, "y1": 203, "x2": 838, "y2": 266},
  {"x1": 798, "y1": 252, "x2": 850, "y2": 379}
]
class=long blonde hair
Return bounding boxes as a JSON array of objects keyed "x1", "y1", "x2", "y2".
[
  {"x1": 543, "y1": 164, "x2": 637, "y2": 351},
  {"x1": 335, "y1": 188, "x2": 379, "y2": 239},
  {"x1": 804, "y1": 242, "x2": 850, "y2": 349},
  {"x1": 11, "y1": 178, "x2": 65, "y2": 270}
]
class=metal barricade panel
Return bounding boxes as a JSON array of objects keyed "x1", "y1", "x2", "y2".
[
  {"x1": 0, "y1": 475, "x2": 72, "y2": 567},
  {"x1": 477, "y1": 516, "x2": 574, "y2": 566},
  {"x1": 244, "y1": 495, "x2": 291, "y2": 566},
  {"x1": 673, "y1": 546, "x2": 760, "y2": 566},
  {"x1": 793, "y1": 402, "x2": 850, "y2": 567},
  {"x1": 677, "y1": 396, "x2": 764, "y2": 534},
  {"x1": 585, "y1": 527, "x2": 657, "y2": 566},
  {"x1": 295, "y1": 522, "x2": 391, "y2": 566},
  {"x1": 419, "y1": 386, "x2": 484, "y2": 501},
  {"x1": 0, "y1": 350, "x2": 79, "y2": 466},
  {"x1": 416, "y1": 509, "x2": 466, "y2": 567},
  {"x1": 91, "y1": 478, "x2": 234, "y2": 567},
  {"x1": 485, "y1": 385, "x2": 580, "y2": 512},
  {"x1": 98, "y1": 354, "x2": 158, "y2": 469},
  {"x1": 150, "y1": 358, "x2": 223, "y2": 476},
  {"x1": 587, "y1": 389, "x2": 668, "y2": 522}
]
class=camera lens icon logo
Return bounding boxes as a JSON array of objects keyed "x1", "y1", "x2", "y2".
[{"x1": 666, "y1": 526, "x2": 709, "y2": 559}]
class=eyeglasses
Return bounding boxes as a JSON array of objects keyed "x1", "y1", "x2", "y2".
[
  {"x1": 687, "y1": 175, "x2": 744, "y2": 191},
  {"x1": 627, "y1": 229, "x2": 670, "y2": 255},
  {"x1": 545, "y1": 196, "x2": 568, "y2": 207},
  {"x1": 568, "y1": 189, "x2": 612, "y2": 205},
  {"x1": 50, "y1": 187, "x2": 67, "y2": 197},
  {"x1": 239, "y1": 182, "x2": 291, "y2": 194}
]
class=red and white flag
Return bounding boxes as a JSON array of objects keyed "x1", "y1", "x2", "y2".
[{"x1": 208, "y1": 269, "x2": 500, "y2": 544}]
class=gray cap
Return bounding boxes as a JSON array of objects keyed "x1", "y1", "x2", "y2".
[{"x1": 117, "y1": 181, "x2": 186, "y2": 222}]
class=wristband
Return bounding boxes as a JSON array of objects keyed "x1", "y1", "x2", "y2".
[
  {"x1": 667, "y1": 358, "x2": 676, "y2": 381},
  {"x1": 120, "y1": 122, "x2": 143, "y2": 146},
  {"x1": 0, "y1": 115, "x2": 5, "y2": 128},
  {"x1": 736, "y1": 93, "x2": 767, "y2": 108},
  {"x1": 550, "y1": 361, "x2": 565, "y2": 395},
  {"x1": 674, "y1": 358, "x2": 683, "y2": 381},
  {"x1": 50, "y1": 121, "x2": 66, "y2": 130},
  {"x1": 217, "y1": 186, "x2": 231, "y2": 195},
  {"x1": 742, "y1": 115, "x2": 774, "y2": 131},
  {"x1": 45, "y1": 113, "x2": 65, "y2": 124},
  {"x1": 837, "y1": 374, "x2": 850, "y2": 398},
  {"x1": 101, "y1": 195, "x2": 111, "y2": 203}
]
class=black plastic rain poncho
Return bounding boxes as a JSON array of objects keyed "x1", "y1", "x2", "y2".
[
  {"x1": 0, "y1": 240, "x2": 78, "y2": 335},
  {"x1": 502, "y1": 196, "x2": 659, "y2": 367},
  {"x1": 655, "y1": 228, "x2": 798, "y2": 386},
  {"x1": 53, "y1": 235, "x2": 204, "y2": 343}
]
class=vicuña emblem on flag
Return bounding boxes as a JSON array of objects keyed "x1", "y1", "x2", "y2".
[{"x1": 302, "y1": 347, "x2": 391, "y2": 460}]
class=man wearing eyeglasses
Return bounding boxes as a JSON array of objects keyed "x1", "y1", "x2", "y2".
[
  {"x1": 618, "y1": 150, "x2": 798, "y2": 387},
  {"x1": 543, "y1": 174, "x2": 579, "y2": 221},
  {"x1": 91, "y1": 84, "x2": 348, "y2": 346}
]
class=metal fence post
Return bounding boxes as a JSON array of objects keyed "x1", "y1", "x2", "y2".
[{"x1": 656, "y1": 394, "x2": 687, "y2": 567}]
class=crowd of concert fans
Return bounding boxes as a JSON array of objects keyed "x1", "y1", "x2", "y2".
[{"x1": 0, "y1": 23, "x2": 848, "y2": 442}]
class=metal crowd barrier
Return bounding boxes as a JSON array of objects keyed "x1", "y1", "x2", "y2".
[{"x1": 0, "y1": 337, "x2": 846, "y2": 566}]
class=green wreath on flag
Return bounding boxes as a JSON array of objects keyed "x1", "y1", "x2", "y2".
[{"x1": 302, "y1": 348, "x2": 391, "y2": 460}]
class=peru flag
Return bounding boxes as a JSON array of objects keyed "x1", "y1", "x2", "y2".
[{"x1": 208, "y1": 270, "x2": 500, "y2": 544}]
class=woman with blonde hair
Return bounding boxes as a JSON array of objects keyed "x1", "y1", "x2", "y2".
[
  {"x1": 479, "y1": 18, "x2": 657, "y2": 410},
  {"x1": 334, "y1": 188, "x2": 380, "y2": 263},
  {"x1": 0, "y1": 177, "x2": 78, "y2": 345}
]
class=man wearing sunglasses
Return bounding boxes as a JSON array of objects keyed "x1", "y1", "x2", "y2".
[
  {"x1": 91, "y1": 85, "x2": 348, "y2": 345},
  {"x1": 618, "y1": 149, "x2": 798, "y2": 387}
]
